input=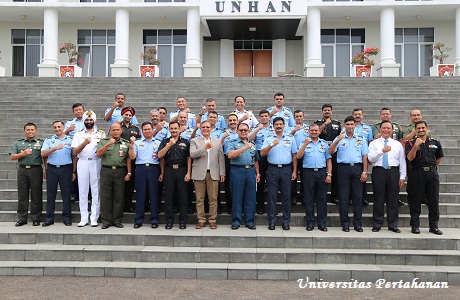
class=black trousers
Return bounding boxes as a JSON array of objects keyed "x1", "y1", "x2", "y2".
[
  {"x1": 291, "y1": 160, "x2": 304, "y2": 200},
  {"x1": 163, "y1": 166, "x2": 188, "y2": 224},
  {"x1": 256, "y1": 153, "x2": 268, "y2": 211},
  {"x1": 124, "y1": 162, "x2": 136, "y2": 210},
  {"x1": 337, "y1": 164, "x2": 363, "y2": 227},
  {"x1": 330, "y1": 153, "x2": 339, "y2": 201},
  {"x1": 45, "y1": 164, "x2": 72, "y2": 223},
  {"x1": 17, "y1": 166, "x2": 43, "y2": 221},
  {"x1": 371, "y1": 167, "x2": 399, "y2": 229},
  {"x1": 302, "y1": 168, "x2": 328, "y2": 227},
  {"x1": 409, "y1": 167, "x2": 440, "y2": 228}
]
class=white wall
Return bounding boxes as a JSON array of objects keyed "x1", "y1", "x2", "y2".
[{"x1": 202, "y1": 40, "x2": 220, "y2": 77}]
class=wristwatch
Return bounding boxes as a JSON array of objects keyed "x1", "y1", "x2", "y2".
[
  {"x1": 270, "y1": 142, "x2": 274, "y2": 147},
  {"x1": 327, "y1": 173, "x2": 332, "y2": 177}
]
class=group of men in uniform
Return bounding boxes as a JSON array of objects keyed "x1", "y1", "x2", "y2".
[{"x1": 9, "y1": 93, "x2": 444, "y2": 234}]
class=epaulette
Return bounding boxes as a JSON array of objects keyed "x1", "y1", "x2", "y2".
[
  {"x1": 406, "y1": 123, "x2": 412, "y2": 127},
  {"x1": 374, "y1": 122, "x2": 381, "y2": 125},
  {"x1": 284, "y1": 107, "x2": 292, "y2": 111},
  {"x1": 392, "y1": 122, "x2": 399, "y2": 125},
  {"x1": 428, "y1": 137, "x2": 438, "y2": 141},
  {"x1": 120, "y1": 137, "x2": 130, "y2": 143},
  {"x1": 315, "y1": 119, "x2": 322, "y2": 123},
  {"x1": 98, "y1": 130, "x2": 105, "y2": 133},
  {"x1": 284, "y1": 134, "x2": 294, "y2": 138},
  {"x1": 37, "y1": 138, "x2": 44, "y2": 142}
]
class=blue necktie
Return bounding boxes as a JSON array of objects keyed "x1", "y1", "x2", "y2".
[{"x1": 382, "y1": 139, "x2": 389, "y2": 169}]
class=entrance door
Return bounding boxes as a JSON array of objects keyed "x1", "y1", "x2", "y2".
[{"x1": 234, "y1": 50, "x2": 272, "y2": 77}]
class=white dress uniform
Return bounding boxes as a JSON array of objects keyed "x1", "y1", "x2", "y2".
[
  {"x1": 232, "y1": 109, "x2": 259, "y2": 128},
  {"x1": 71, "y1": 111, "x2": 106, "y2": 226}
]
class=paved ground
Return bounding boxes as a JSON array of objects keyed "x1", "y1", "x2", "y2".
[{"x1": 0, "y1": 277, "x2": 458, "y2": 300}]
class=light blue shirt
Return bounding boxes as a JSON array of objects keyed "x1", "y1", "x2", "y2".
[
  {"x1": 226, "y1": 138, "x2": 259, "y2": 165},
  {"x1": 180, "y1": 126, "x2": 195, "y2": 141},
  {"x1": 222, "y1": 130, "x2": 239, "y2": 153},
  {"x1": 64, "y1": 118, "x2": 85, "y2": 139},
  {"x1": 300, "y1": 139, "x2": 331, "y2": 169},
  {"x1": 262, "y1": 134, "x2": 297, "y2": 165},
  {"x1": 201, "y1": 112, "x2": 227, "y2": 130},
  {"x1": 354, "y1": 122, "x2": 373, "y2": 142},
  {"x1": 42, "y1": 135, "x2": 73, "y2": 165},
  {"x1": 196, "y1": 127, "x2": 224, "y2": 139},
  {"x1": 293, "y1": 124, "x2": 310, "y2": 147},
  {"x1": 134, "y1": 138, "x2": 161, "y2": 165},
  {"x1": 267, "y1": 106, "x2": 295, "y2": 128},
  {"x1": 104, "y1": 106, "x2": 139, "y2": 125},
  {"x1": 252, "y1": 125, "x2": 275, "y2": 151},
  {"x1": 153, "y1": 127, "x2": 170, "y2": 141},
  {"x1": 170, "y1": 110, "x2": 196, "y2": 128},
  {"x1": 332, "y1": 134, "x2": 369, "y2": 164}
]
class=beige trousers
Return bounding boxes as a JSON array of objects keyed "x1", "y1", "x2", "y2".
[{"x1": 194, "y1": 171, "x2": 219, "y2": 223}]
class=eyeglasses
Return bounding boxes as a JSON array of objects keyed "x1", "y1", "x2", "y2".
[{"x1": 238, "y1": 129, "x2": 248, "y2": 132}]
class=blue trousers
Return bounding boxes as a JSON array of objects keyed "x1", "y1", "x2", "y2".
[
  {"x1": 266, "y1": 164, "x2": 292, "y2": 225},
  {"x1": 45, "y1": 164, "x2": 72, "y2": 223},
  {"x1": 134, "y1": 165, "x2": 160, "y2": 225},
  {"x1": 302, "y1": 168, "x2": 328, "y2": 227},
  {"x1": 230, "y1": 166, "x2": 256, "y2": 226},
  {"x1": 337, "y1": 164, "x2": 363, "y2": 227}
]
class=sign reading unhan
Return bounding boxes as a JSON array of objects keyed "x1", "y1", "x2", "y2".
[{"x1": 200, "y1": 0, "x2": 306, "y2": 18}]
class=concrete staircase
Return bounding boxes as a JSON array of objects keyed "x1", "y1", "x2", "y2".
[{"x1": 0, "y1": 77, "x2": 459, "y2": 282}]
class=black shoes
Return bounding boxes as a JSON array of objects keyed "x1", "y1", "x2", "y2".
[
  {"x1": 64, "y1": 221, "x2": 72, "y2": 226},
  {"x1": 134, "y1": 223, "x2": 142, "y2": 229},
  {"x1": 332, "y1": 199, "x2": 339, "y2": 205},
  {"x1": 151, "y1": 223, "x2": 158, "y2": 229},
  {"x1": 398, "y1": 199, "x2": 405, "y2": 206},
  {"x1": 268, "y1": 224, "x2": 275, "y2": 230},
  {"x1": 256, "y1": 208, "x2": 264, "y2": 215},
  {"x1": 429, "y1": 228, "x2": 443, "y2": 235},
  {"x1": 102, "y1": 224, "x2": 110, "y2": 229},
  {"x1": 389, "y1": 227, "x2": 401, "y2": 233},
  {"x1": 318, "y1": 226, "x2": 328, "y2": 232},
  {"x1": 15, "y1": 220, "x2": 27, "y2": 227},
  {"x1": 306, "y1": 225, "x2": 314, "y2": 231},
  {"x1": 372, "y1": 227, "x2": 380, "y2": 232},
  {"x1": 354, "y1": 226, "x2": 363, "y2": 232},
  {"x1": 362, "y1": 200, "x2": 369, "y2": 206},
  {"x1": 246, "y1": 224, "x2": 256, "y2": 230},
  {"x1": 411, "y1": 226, "x2": 420, "y2": 234},
  {"x1": 179, "y1": 224, "x2": 187, "y2": 230},
  {"x1": 231, "y1": 225, "x2": 240, "y2": 230},
  {"x1": 282, "y1": 224, "x2": 290, "y2": 231},
  {"x1": 342, "y1": 226, "x2": 350, "y2": 232},
  {"x1": 165, "y1": 223, "x2": 173, "y2": 229},
  {"x1": 32, "y1": 220, "x2": 40, "y2": 226},
  {"x1": 42, "y1": 221, "x2": 54, "y2": 227}
]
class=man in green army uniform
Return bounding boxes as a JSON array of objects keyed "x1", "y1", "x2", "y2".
[
  {"x1": 9, "y1": 123, "x2": 44, "y2": 226},
  {"x1": 96, "y1": 122, "x2": 132, "y2": 229},
  {"x1": 403, "y1": 109, "x2": 430, "y2": 205},
  {"x1": 372, "y1": 108, "x2": 403, "y2": 141}
]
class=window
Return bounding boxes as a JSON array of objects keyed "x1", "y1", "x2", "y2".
[
  {"x1": 234, "y1": 40, "x2": 272, "y2": 50},
  {"x1": 77, "y1": 29, "x2": 115, "y2": 77},
  {"x1": 11, "y1": 29, "x2": 43, "y2": 77},
  {"x1": 143, "y1": 29, "x2": 187, "y2": 77},
  {"x1": 395, "y1": 27, "x2": 434, "y2": 76},
  {"x1": 321, "y1": 28, "x2": 365, "y2": 77}
]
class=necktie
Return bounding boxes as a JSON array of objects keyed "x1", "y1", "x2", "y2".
[{"x1": 382, "y1": 139, "x2": 389, "y2": 169}]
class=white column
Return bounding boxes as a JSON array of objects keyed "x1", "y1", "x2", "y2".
[
  {"x1": 220, "y1": 39, "x2": 234, "y2": 77},
  {"x1": 272, "y1": 39, "x2": 286, "y2": 77},
  {"x1": 184, "y1": 7, "x2": 203, "y2": 77},
  {"x1": 377, "y1": 7, "x2": 400, "y2": 77},
  {"x1": 38, "y1": 2, "x2": 59, "y2": 77},
  {"x1": 111, "y1": 7, "x2": 131, "y2": 77},
  {"x1": 455, "y1": 7, "x2": 460, "y2": 75},
  {"x1": 304, "y1": 7, "x2": 324, "y2": 77}
]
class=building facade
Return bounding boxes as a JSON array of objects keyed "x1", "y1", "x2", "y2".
[{"x1": 0, "y1": 0, "x2": 459, "y2": 77}]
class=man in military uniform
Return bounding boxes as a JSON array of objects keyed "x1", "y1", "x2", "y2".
[
  {"x1": 169, "y1": 96, "x2": 196, "y2": 128},
  {"x1": 267, "y1": 92, "x2": 295, "y2": 127},
  {"x1": 158, "y1": 107, "x2": 169, "y2": 128},
  {"x1": 104, "y1": 93, "x2": 138, "y2": 126},
  {"x1": 406, "y1": 120, "x2": 444, "y2": 235},
  {"x1": 129, "y1": 122, "x2": 163, "y2": 229},
  {"x1": 260, "y1": 117, "x2": 298, "y2": 230},
  {"x1": 158, "y1": 121, "x2": 192, "y2": 230},
  {"x1": 296, "y1": 124, "x2": 332, "y2": 231},
  {"x1": 328, "y1": 116, "x2": 369, "y2": 232},
  {"x1": 232, "y1": 95, "x2": 259, "y2": 128},
  {"x1": 71, "y1": 110, "x2": 105, "y2": 227},
  {"x1": 290, "y1": 109, "x2": 310, "y2": 205},
  {"x1": 368, "y1": 120, "x2": 406, "y2": 233},
  {"x1": 248, "y1": 110, "x2": 274, "y2": 215},
  {"x1": 41, "y1": 121, "x2": 73, "y2": 226},
  {"x1": 9, "y1": 123, "x2": 44, "y2": 226},
  {"x1": 178, "y1": 111, "x2": 195, "y2": 141},
  {"x1": 196, "y1": 98, "x2": 227, "y2": 130},
  {"x1": 150, "y1": 109, "x2": 170, "y2": 141},
  {"x1": 120, "y1": 106, "x2": 140, "y2": 213},
  {"x1": 96, "y1": 122, "x2": 132, "y2": 229},
  {"x1": 64, "y1": 103, "x2": 86, "y2": 202},
  {"x1": 226, "y1": 122, "x2": 260, "y2": 230},
  {"x1": 352, "y1": 108, "x2": 373, "y2": 206},
  {"x1": 315, "y1": 104, "x2": 341, "y2": 204},
  {"x1": 403, "y1": 109, "x2": 430, "y2": 205}
]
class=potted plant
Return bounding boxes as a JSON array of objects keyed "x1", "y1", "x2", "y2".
[
  {"x1": 139, "y1": 47, "x2": 160, "y2": 77},
  {"x1": 0, "y1": 49, "x2": 5, "y2": 76},
  {"x1": 351, "y1": 47, "x2": 380, "y2": 77},
  {"x1": 430, "y1": 42, "x2": 454, "y2": 76},
  {"x1": 58, "y1": 42, "x2": 82, "y2": 77}
]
